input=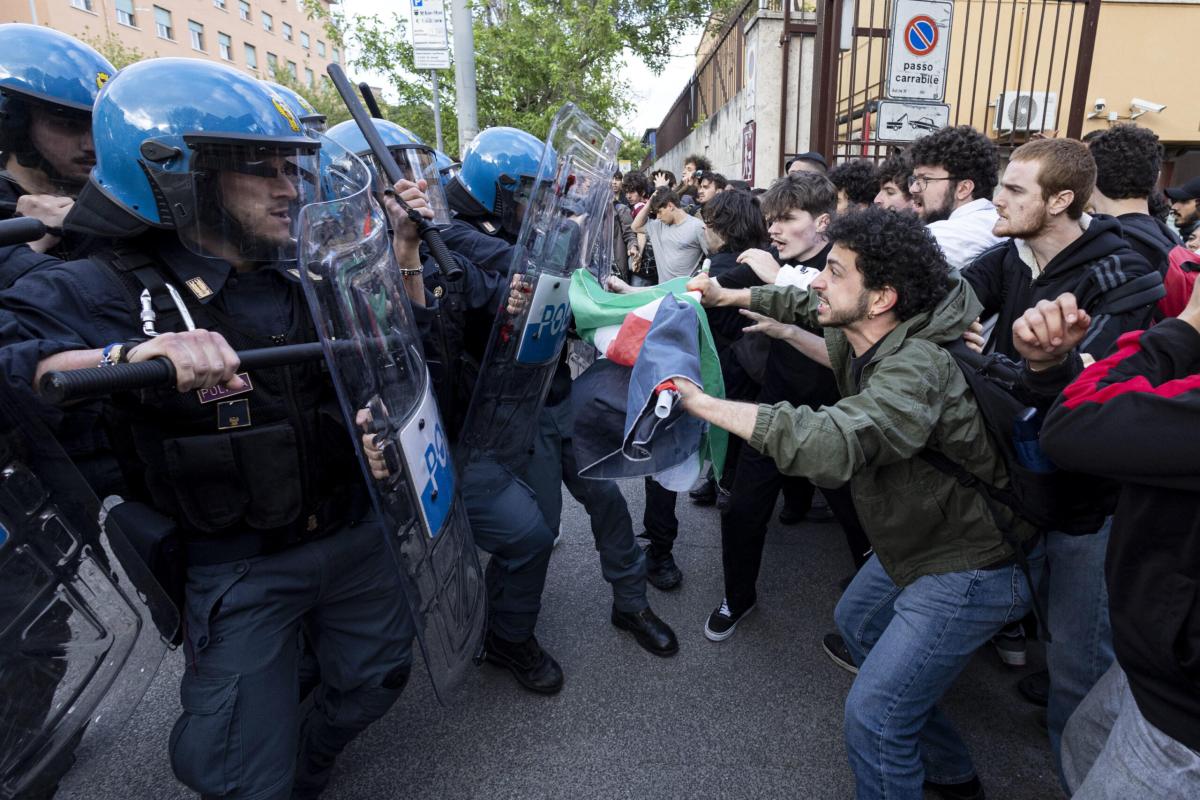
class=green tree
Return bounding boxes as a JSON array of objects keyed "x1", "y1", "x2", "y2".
[
  {"x1": 304, "y1": 0, "x2": 738, "y2": 156},
  {"x1": 81, "y1": 32, "x2": 149, "y2": 69}
]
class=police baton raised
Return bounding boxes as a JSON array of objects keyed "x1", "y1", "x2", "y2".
[
  {"x1": 40, "y1": 342, "x2": 331, "y2": 405},
  {"x1": 0, "y1": 216, "x2": 48, "y2": 247},
  {"x1": 326, "y1": 63, "x2": 463, "y2": 282}
]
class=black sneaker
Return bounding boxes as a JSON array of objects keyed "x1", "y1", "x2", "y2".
[
  {"x1": 642, "y1": 545, "x2": 682, "y2": 591},
  {"x1": 482, "y1": 630, "x2": 564, "y2": 695},
  {"x1": 1017, "y1": 669, "x2": 1050, "y2": 708},
  {"x1": 704, "y1": 598, "x2": 755, "y2": 642},
  {"x1": 924, "y1": 776, "x2": 985, "y2": 800},
  {"x1": 991, "y1": 621, "x2": 1026, "y2": 668},
  {"x1": 688, "y1": 476, "x2": 717, "y2": 506},
  {"x1": 822, "y1": 632, "x2": 859, "y2": 675},
  {"x1": 715, "y1": 486, "x2": 732, "y2": 513}
]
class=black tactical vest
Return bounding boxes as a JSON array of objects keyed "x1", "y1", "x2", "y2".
[{"x1": 104, "y1": 247, "x2": 364, "y2": 545}]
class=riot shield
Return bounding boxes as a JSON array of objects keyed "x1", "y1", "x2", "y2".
[
  {"x1": 458, "y1": 104, "x2": 621, "y2": 469},
  {"x1": 295, "y1": 138, "x2": 486, "y2": 702},
  {"x1": 0, "y1": 388, "x2": 176, "y2": 800}
]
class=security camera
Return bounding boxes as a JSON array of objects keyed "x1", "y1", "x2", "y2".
[
  {"x1": 1130, "y1": 98, "x2": 1166, "y2": 119},
  {"x1": 1093, "y1": 98, "x2": 1106, "y2": 112}
]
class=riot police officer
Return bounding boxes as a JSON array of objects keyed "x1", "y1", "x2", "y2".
[
  {"x1": 328, "y1": 118, "x2": 569, "y2": 694},
  {"x1": 0, "y1": 58, "x2": 421, "y2": 799},
  {"x1": 0, "y1": 24, "x2": 114, "y2": 268},
  {"x1": 447, "y1": 127, "x2": 679, "y2": 657}
]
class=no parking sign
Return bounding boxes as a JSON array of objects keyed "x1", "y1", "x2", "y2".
[{"x1": 886, "y1": 0, "x2": 953, "y2": 101}]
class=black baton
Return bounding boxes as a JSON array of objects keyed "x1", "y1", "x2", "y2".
[
  {"x1": 40, "y1": 342, "x2": 330, "y2": 405},
  {"x1": 0, "y1": 217, "x2": 48, "y2": 247},
  {"x1": 327, "y1": 63, "x2": 463, "y2": 282},
  {"x1": 359, "y1": 82, "x2": 385, "y2": 119}
]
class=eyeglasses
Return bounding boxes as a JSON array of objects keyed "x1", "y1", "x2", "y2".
[{"x1": 907, "y1": 174, "x2": 958, "y2": 192}]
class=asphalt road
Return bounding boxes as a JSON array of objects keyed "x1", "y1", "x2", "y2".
[{"x1": 58, "y1": 479, "x2": 1061, "y2": 799}]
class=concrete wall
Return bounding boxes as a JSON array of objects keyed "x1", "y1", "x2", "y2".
[{"x1": 650, "y1": 12, "x2": 818, "y2": 189}]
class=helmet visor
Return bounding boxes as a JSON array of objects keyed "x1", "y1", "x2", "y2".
[
  {"x1": 361, "y1": 145, "x2": 451, "y2": 228},
  {"x1": 145, "y1": 134, "x2": 368, "y2": 264}
]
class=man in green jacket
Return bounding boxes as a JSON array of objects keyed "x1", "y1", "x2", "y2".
[{"x1": 677, "y1": 206, "x2": 1041, "y2": 800}]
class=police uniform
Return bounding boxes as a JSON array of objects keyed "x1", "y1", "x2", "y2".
[{"x1": 0, "y1": 235, "x2": 416, "y2": 799}]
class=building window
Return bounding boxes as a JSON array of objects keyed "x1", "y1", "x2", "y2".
[
  {"x1": 332, "y1": 46, "x2": 340, "y2": 64},
  {"x1": 218, "y1": 32, "x2": 232, "y2": 60},
  {"x1": 116, "y1": 0, "x2": 136, "y2": 27},
  {"x1": 238, "y1": 0, "x2": 250, "y2": 22},
  {"x1": 300, "y1": 31, "x2": 309, "y2": 50},
  {"x1": 316, "y1": 40, "x2": 326, "y2": 58},
  {"x1": 189, "y1": 20, "x2": 205, "y2": 50},
  {"x1": 287, "y1": 60, "x2": 297, "y2": 80},
  {"x1": 267, "y1": 52, "x2": 278, "y2": 71},
  {"x1": 213, "y1": 0, "x2": 225, "y2": 8},
  {"x1": 282, "y1": 21, "x2": 292, "y2": 41},
  {"x1": 71, "y1": 0, "x2": 95, "y2": 12},
  {"x1": 154, "y1": 6, "x2": 174, "y2": 40},
  {"x1": 245, "y1": 43, "x2": 257, "y2": 70},
  {"x1": 304, "y1": 67, "x2": 314, "y2": 87},
  {"x1": 261, "y1": 11, "x2": 272, "y2": 32}
]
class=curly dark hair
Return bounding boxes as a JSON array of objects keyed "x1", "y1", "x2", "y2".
[
  {"x1": 648, "y1": 187, "x2": 681, "y2": 215},
  {"x1": 829, "y1": 159, "x2": 880, "y2": 206},
  {"x1": 908, "y1": 125, "x2": 998, "y2": 200},
  {"x1": 875, "y1": 149, "x2": 913, "y2": 198},
  {"x1": 824, "y1": 206, "x2": 953, "y2": 321},
  {"x1": 1087, "y1": 123, "x2": 1162, "y2": 200},
  {"x1": 701, "y1": 190, "x2": 768, "y2": 253},
  {"x1": 684, "y1": 154, "x2": 712, "y2": 173},
  {"x1": 621, "y1": 171, "x2": 653, "y2": 200}
]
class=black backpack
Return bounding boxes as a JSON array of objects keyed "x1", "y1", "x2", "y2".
[{"x1": 919, "y1": 340, "x2": 1069, "y2": 638}]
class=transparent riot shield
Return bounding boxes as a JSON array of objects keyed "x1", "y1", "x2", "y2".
[
  {"x1": 458, "y1": 104, "x2": 621, "y2": 469},
  {"x1": 0, "y1": 389, "x2": 176, "y2": 800},
  {"x1": 296, "y1": 139, "x2": 486, "y2": 702}
]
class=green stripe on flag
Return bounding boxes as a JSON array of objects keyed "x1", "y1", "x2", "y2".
[{"x1": 569, "y1": 270, "x2": 727, "y2": 477}]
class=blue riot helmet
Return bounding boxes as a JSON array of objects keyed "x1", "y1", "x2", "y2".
[
  {"x1": 325, "y1": 117, "x2": 451, "y2": 226},
  {"x1": 261, "y1": 80, "x2": 327, "y2": 133},
  {"x1": 448, "y1": 126, "x2": 544, "y2": 236},
  {"x1": 0, "y1": 24, "x2": 115, "y2": 192},
  {"x1": 87, "y1": 57, "x2": 333, "y2": 263}
]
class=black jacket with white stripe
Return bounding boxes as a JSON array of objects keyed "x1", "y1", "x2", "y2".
[{"x1": 963, "y1": 214, "x2": 1163, "y2": 362}]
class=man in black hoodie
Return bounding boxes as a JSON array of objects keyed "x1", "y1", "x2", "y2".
[
  {"x1": 962, "y1": 137, "x2": 1163, "y2": 779},
  {"x1": 1086, "y1": 124, "x2": 1181, "y2": 279},
  {"x1": 1011, "y1": 285, "x2": 1200, "y2": 797}
]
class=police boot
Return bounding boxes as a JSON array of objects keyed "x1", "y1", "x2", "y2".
[
  {"x1": 483, "y1": 630, "x2": 564, "y2": 695},
  {"x1": 611, "y1": 605, "x2": 679, "y2": 657}
]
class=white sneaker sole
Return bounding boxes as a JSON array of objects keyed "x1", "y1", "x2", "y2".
[
  {"x1": 995, "y1": 647, "x2": 1027, "y2": 668},
  {"x1": 704, "y1": 604, "x2": 755, "y2": 642},
  {"x1": 822, "y1": 640, "x2": 860, "y2": 675}
]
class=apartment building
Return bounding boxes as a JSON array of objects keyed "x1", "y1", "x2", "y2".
[{"x1": 3, "y1": 0, "x2": 341, "y2": 88}]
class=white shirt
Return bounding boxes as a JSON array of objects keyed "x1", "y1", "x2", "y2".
[
  {"x1": 775, "y1": 263, "x2": 822, "y2": 290},
  {"x1": 927, "y1": 198, "x2": 1006, "y2": 271}
]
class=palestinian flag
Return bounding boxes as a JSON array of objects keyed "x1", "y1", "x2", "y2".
[{"x1": 569, "y1": 270, "x2": 726, "y2": 477}]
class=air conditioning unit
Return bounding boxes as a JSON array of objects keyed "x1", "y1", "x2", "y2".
[{"x1": 993, "y1": 91, "x2": 1059, "y2": 133}]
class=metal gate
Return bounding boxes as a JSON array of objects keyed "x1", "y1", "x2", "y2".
[{"x1": 810, "y1": 0, "x2": 1103, "y2": 162}]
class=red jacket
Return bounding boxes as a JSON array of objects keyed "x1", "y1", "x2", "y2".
[{"x1": 1041, "y1": 320, "x2": 1200, "y2": 750}]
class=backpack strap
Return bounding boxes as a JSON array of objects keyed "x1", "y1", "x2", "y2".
[{"x1": 918, "y1": 448, "x2": 1051, "y2": 642}]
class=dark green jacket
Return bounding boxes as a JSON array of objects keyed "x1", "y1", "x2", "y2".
[{"x1": 747, "y1": 276, "x2": 1034, "y2": 585}]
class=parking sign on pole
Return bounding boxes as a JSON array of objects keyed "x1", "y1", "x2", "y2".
[{"x1": 885, "y1": 0, "x2": 953, "y2": 102}]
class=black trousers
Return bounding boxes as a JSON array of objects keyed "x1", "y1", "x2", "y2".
[
  {"x1": 640, "y1": 477, "x2": 678, "y2": 555},
  {"x1": 721, "y1": 442, "x2": 870, "y2": 615}
]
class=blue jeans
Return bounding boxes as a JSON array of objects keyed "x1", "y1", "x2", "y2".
[
  {"x1": 1044, "y1": 521, "x2": 1115, "y2": 780},
  {"x1": 835, "y1": 550, "x2": 1043, "y2": 800}
]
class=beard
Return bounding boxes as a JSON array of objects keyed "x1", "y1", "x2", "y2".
[
  {"x1": 821, "y1": 291, "x2": 872, "y2": 328},
  {"x1": 996, "y1": 208, "x2": 1051, "y2": 239},
  {"x1": 920, "y1": 192, "x2": 954, "y2": 224}
]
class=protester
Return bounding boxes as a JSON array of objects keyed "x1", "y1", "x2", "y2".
[
  {"x1": 828, "y1": 159, "x2": 879, "y2": 213},
  {"x1": 1087, "y1": 124, "x2": 1180, "y2": 277},
  {"x1": 786, "y1": 151, "x2": 828, "y2": 175},
  {"x1": 611, "y1": 170, "x2": 626, "y2": 205},
  {"x1": 630, "y1": 187, "x2": 708, "y2": 282},
  {"x1": 1012, "y1": 285, "x2": 1200, "y2": 799},
  {"x1": 963, "y1": 137, "x2": 1162, "y2": 779},
  {"x1": 873, "y1": 150, "x2": 915, "y2": 212},
  {"x1": 907, "y1": 125, "x2": 1005, "y2": 269},
  {"x1": 694, "y1": 170, "x2": 728, "y2": 208},
  {"x1": 1166, "y1": 176, "x2": 1200, "y2": 244},
  {"x1": 679, "y1": 153, "x2": 712, "y2": 207},
  {"x1": 678, "y1": 206, "x2": 1041, "y2": 800}
]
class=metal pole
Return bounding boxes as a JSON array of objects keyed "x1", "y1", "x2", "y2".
[
  {"x1": 430, "y1": 69, "x2": 445, "y2": 154},
  {"x1": 450, "y1": 0, "x2": 478, "y2": 156},
  {"x1": 28, "y1": 0, "x2": 38, "y2": 24}
]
